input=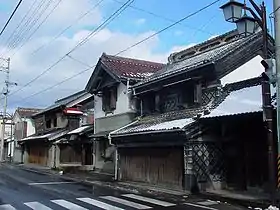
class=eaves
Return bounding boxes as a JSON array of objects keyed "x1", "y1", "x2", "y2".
[{"x1": 133, "y1": 62, "x2": 215, "y2": 95}]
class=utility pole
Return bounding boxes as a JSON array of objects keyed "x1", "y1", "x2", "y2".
[
  {"x1": 274, "y1": 0, "x2": 280, "y2": 189},
  {"x1": 0, "y1": 58, "x2": 16, "y2": 162},
  {"x1": 0, "y1": 58, "x2": 10, "y2": 162}
]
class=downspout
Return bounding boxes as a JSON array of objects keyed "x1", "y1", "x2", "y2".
[
  {"x1": 53, "y1": 144, "x2": 57, "y2": 169},
  {"x1": 108, "y1": 120, "x2": 140, "y2": 181}
]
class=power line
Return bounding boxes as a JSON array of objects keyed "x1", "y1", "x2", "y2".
[
  {"x1": 111, "y1": 0, "x2": 215, "y2": 36},
  {"x1": 66, "y1": 55, "x2": 93, "y2": 68},
  {"x1": 115, "y1": 0, "x2": 221, "y2": 56},
  {"x1": 0, "y1": 0, "x2": 23, "y2": 37},
  {"x1": 4, "y1": 0, "x2": 54, "y2": 56},
  {"x1": 9, "y1": 0, "x2": 63, "y2": 58},
  {"x1": 11, "y1": 0, "x2": 221, "y2": 105},
  {"x1": 30, "y1": 0, "x2": 105, "y2": 56},
  {"x1": 9, "y1": 0, "x2": 134, "y2": 97},
  {"x1": 0, "y1": 0, "x2": 40, "y2": 52},
  {"x1": 3, "y1": 0, "x2": 50, "y2": 53}
]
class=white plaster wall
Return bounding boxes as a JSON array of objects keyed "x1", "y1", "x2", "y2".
[
  {"x1": 94, "y1": 83, "x2": 134, "y2": 119},
  {"x1": 221, "y1": 55, "x2": 264, "y2": 86},
  {"x1": 26, "y1": 118, "x2": 36, "y2": 137},
  {"x1": 0, "y1": 119, "x2": 14, "y2": 139}
]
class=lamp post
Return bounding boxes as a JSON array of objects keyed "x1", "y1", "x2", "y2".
[{"x1": 220, "y1": 0, "x2": 276, "y2": 203}]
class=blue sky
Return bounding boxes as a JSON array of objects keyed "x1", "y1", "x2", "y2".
[{"x1": 0, "y1": 0, "x2": 275, "y2": 110}]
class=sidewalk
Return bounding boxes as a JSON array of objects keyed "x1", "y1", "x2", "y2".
[
  {"x1": 7, "y1": 162, "x2": 279, "y2": 209},
  {"x1": 199, "y1": 189, "x2": 278, "y2": 209}
]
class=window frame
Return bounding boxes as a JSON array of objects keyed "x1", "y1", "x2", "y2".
[{"x1": 102, "y1": 86, "x2": 117, "y2": 113}]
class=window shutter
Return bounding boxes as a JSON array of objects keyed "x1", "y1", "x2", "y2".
[{"x1": 110, "y1": 87, "x2": 117, "y2": 110}]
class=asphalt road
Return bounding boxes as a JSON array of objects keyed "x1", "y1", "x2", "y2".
[{"x1": 0, "y1": 164, "x2": 246, "y2": 210}]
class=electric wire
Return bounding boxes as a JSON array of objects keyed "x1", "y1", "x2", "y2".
[
  {"x1": 4, "y1": 0, "x2": 55, "y2": 56},
  {"x1": 10, "y1": 0, "x2": 221, "y2": 104},
  {"x1": 9, "y1": 0, "x2": 63, "y2": 58},
  {"x1": 30, "y1": 0, "x2": 105, "y2": 56},
  {"x1": 1, "y1": 0, "x2": 53, "y2": 56},
  {"x1": 8, "y1": 0, "x2": 134, "y2": 98},
  {"x1": 0, "y1": 0, "x2": 23, "y2": 37}
]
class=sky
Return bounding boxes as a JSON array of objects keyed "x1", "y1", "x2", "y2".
[{"x1": 0, "y1": 0, "x2": 274, "y2": 113}]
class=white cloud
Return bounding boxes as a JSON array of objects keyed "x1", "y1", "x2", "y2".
[
  {"x1": 135, "y1": 18, "x2": 146, "y2": 25},
  {"x1": 4, "y1": 28, "x2": 170, "y2": 110}
]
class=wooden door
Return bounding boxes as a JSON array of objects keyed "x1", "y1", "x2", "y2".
[
  {"x1": 28, "y1": 145, "x2": 48, "y2": 166},
  {"x1": 119, "y1": 147, "x2": 183, "y2": 188}
]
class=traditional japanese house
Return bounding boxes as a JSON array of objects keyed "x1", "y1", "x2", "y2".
[{"x1": 109, "y1": 30, "x2": 274, "y2": 192}]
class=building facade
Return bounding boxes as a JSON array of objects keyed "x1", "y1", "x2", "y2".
[
  {"x1": 19, "y1": 91, "x2": 94, "y2": 169},
  {"x1": 86, "y1": 53, "x2": 164, "y2": 174},
  {"x1": 109, "y1": 30, "x2": 274, "y2": 192}
]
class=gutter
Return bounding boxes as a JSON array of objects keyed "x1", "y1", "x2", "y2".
[
  {"x1": 110, "y1": 128, "x2": 183, "y2": 138},
  {"x1": 108, "y1": 119, "x2": 140, "y2": 145},
  {"x1": 108, "y1": 119, "x2": 139, "y2": 181}
]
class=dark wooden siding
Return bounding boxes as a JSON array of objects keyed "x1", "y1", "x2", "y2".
[
  {"x1": 34, "y1": 116, "x2": 44, "y2": 134},
  {"x1": 28, "y1": 145, "x2": 48, "y2": 166},
  {"x1": 60, "y1": 144, "x2": 82, "y2": 163},
  {"x1": 119, "y1": 147, "x2": 183, "y2": 188}
]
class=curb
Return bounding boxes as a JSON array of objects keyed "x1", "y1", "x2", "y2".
[
  {"x1": 15, "y1": 164, "x2": 187, "y2": 200},
  {"x1": 198, "y1": 192, "x2": 274, "y2": 209}
]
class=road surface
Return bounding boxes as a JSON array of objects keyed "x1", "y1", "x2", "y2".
[{"x1": 0, "y1": 164, "x2": 245, "y2": 210}]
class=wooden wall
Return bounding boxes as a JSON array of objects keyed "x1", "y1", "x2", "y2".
[
  {"x1": 28, "y1": 145, "x2": 48, "y2": 166},
  {"x1": 119, "y1": 147, "x2": 183, "y2": 189}
]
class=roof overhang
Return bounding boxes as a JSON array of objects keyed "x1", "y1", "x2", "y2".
[
  {"x1": 133, "y1": 63, "x2": 215, "y2": 95},
  {"x1": 85, "y1": 59, "x2": 121, "y2": 93}
]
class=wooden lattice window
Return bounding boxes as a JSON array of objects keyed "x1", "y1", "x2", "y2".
[{"x1": 102, "y1": 86, "x2": 117, "y2": 112}]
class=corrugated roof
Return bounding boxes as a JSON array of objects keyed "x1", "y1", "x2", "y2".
[
  {"x1": 202, "y1": 85, "x2": 262, "y2": 118},
  {"x1": 133, "y1": 31, "x2": 262, "y2": 88},
  {"x1": 20, "y1": 129, "x2": 68, "y2": 142},
  {"x1": 111, "y1": 77, "x2": 267, "y2": 136},
  {"x1": 202, "y1": 77, "x2": 275, "y2": 118},
  {"x1": 111, "y1": 107, "x2": 202, "y2": 136},
  {"x1": 68, "y1": 125, "x2": 92, "y2": 135},
  {"x1": 101, "y1": 53, "x2": 165, "y2": 79}
]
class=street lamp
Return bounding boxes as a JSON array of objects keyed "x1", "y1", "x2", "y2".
[
  {"x1": 220, "y1": 0, "x2": 244, "y2": 22},
  {"x1": 220, "y1": 0, "x2": 276, "y2": 204},
  {"x1": 235, "y1": 15, "x2": 256, "y2": 36}
]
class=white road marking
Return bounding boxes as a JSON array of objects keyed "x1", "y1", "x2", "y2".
[
  {"x1": 196, "y1": 200, "x2": 218, "y2": 206},
  {"x1": 101, "y1": 196, "x2": 152, "y2": 209},
  {"x1": 184, "y1": 202, "x2": 218, "y2": 210},
  {"x1": 77, "y1": 197, "x2": 124, "y2": 210},
  {"x1": 28, "y1": 181, "x2": 75, "y2": 185},
  {"x1": 24, "y1": 201, "x2": 52, "y2": 210},
  {"x1": 121, "y1": 194, "x2": 176, "y2": 207},
  {"x1": 0, "y1": 204, "x2": 16, "y2": 210},
  {"x1": 51, "y1": 199, "x2": 88, "y2": 210}
]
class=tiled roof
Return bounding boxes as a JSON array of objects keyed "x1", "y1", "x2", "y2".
[
  {"x1": 134, "y1": 31, "x2": 262, "y2": 87},
  {"x1": 34, "y1": 90, "x2": 91, "y2": 116},
  {"x1": 110, "y1": 107, "x2": 203, "y2": 136},
  {"x1": 101, "y1": 53, "x2": 165, "y2": 79},
  {"x1": 110, "y1": 77, "x2": 265, "y2": 136},
  {"x1": 16, "y1": 107, "x2": 42, "y2": 118}
]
